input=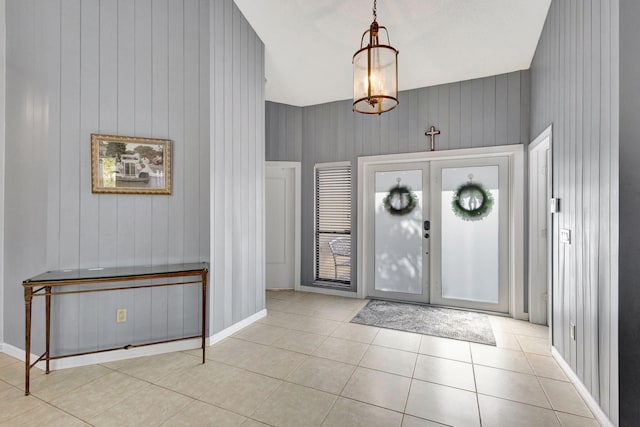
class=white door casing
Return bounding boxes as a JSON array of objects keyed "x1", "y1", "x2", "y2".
[
  {"x1": 265, "y1": 162, "x2": 301, "y2": 289},
  {"x1": 529, "y1": 126, "x2": 552, "y2": 325}
]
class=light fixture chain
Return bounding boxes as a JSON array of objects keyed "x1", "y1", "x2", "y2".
[{"x1": 373, "y1": 0, "x2": 377, "y2": 22}]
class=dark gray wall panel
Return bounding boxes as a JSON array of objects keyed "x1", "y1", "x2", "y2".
[
  {"x1": 529, "y1": 0, "x2": 619, "y2": 424},
  {"x1": 266, "y1": 71, "x2": 530, "y2": 291},
  {"x1": 265, "y1": 102, "x2": 302, "y2": 162},
  {"x1": 619, "y1": 0, "x2": 638, "y2": 425}
]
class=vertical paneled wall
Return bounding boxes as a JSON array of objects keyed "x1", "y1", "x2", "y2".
[
  {"x1": 266, "y1": 102, "x2": 302, "y2": 162},
  {"x1": 209, "y1": 0, "x2": 265, "y2": 333},
  {"x1": 529, "y1": 0, "x2": 619, "y2": 424},
  {"x1": 266, "y1": 71, "x2": 531, "y2": 289},
  {"x1": 619, "y1": 0, "x2": 639, "y2": 424},
  {"x1": 4, "y1": 0, "x2": 211, "y2": 354}
]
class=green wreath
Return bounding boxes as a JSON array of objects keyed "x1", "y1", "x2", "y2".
[
  {"x1": 383, "y1": 185, "x2": 418, "y2": 216},
  {"x1": 452, "y1": 182, "x2": 494, "y2": 221}
]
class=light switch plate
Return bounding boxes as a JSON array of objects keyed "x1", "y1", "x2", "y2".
[
  {"x1": 550, "y1": 198, "x2": 560, "y2": 213},
  {"x1": 560, "y1": 229, "x2": 571, "y2": 245},
  {"x1": 570, "y1": 323, "x2": 576, "y2": 340}
]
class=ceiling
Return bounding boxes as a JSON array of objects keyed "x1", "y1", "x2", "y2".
[{"x1": 234, "y1": 0, "x2": 551, "y2": 107}]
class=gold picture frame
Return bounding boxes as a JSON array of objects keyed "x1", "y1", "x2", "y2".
[{"x1": 91, "y1": 134, "x2": 172, "y2": 195}]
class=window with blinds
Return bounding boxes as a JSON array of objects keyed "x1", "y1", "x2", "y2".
[{"x1": 315, "y1": 163, "x2": 352, "y2": 287}]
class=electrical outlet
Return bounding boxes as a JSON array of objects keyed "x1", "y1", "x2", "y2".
[
  {"x1": 560, "y1": 229, "x2": 571, "y2": 245},
  {"x1": 116, "y1": 308, "x2": 127, "y2": 323},
  {"x1": 570, "y1": 323, "x2": 576, "y2": 341}
]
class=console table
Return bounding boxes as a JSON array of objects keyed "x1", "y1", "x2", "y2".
[{"x1": 22, "y1": 262, "x2": 209, "y2": 395}]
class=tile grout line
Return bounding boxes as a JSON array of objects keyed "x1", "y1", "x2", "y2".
[
  {"x1": 99, "y1": 354, "x2": 273, "y2": 424},
  {"x1": 6, "y1": 380, "x2": 104, "y2": 426},
  {"x1": 476, "y1": 391, "x2": 556, "y2": 413},
  {"x1": 469, "y1": 340, "x2": 484, "y2": 427}
]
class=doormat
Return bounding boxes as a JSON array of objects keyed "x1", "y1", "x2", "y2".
[{"x1": 351, "y1": 299, "x2": 496, "y2": 346}]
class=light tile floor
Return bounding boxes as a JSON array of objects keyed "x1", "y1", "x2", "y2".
[{"x1": 0, "y1": 290, "x2": 599, "y2": 426}]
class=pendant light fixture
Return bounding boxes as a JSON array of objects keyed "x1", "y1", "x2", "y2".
[{"x1": 353, "y1": 0, "x2": 399, "y2": 115}]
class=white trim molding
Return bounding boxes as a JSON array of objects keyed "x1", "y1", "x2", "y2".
[
  {"x1": 552, "y1": 347, "x2": 614, "y2": 427},
  {"x1": 297, "y1": 284, "x2": 359, "y2": 298},
  {"x1": 208, "y1": 309, "x2": 267, "y2": 346},
  {"x1": 528, "y1": 124, "x2": 553, "y2": 328},
  {"x1": 2, "y1": 339, "x2": 203, "y2": 371},
  {"x1": 1, "y1": 309, "x2": 267, "y2": 371}
]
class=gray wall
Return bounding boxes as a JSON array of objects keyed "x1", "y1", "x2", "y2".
[
  {"x1": 529, "y1": 0, "x2": 619, "y2": 424},
  {"x1": 266, "y1": 102, "x2": 302, "y2": 162},
  {"x1": 619, "y1": 0, "x2": 639, "y2": 424},
  {"x1": 4, "y1": 0, "x2": 264, "y2": 355},
  {"x1": 266, "y1": 70, "x2": 531, "y2": 290},
  {"x1": 209, "y1": 0, "x2": 266, "y2": 333}
]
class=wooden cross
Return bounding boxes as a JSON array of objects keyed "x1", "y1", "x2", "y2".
[{"x1": 425, "y1": 126, "x2": 441, "y2": 151}]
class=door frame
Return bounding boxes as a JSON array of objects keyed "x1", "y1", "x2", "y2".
[
  {"x1": 265, "y1": 161, "x2": 301, "y2": 290},
  {"x1": 357, "y1": 144, "x2": 527, "y2": 319},
  {"x1": 528, "y1": 125, "x2": 553, "y2": 327}
]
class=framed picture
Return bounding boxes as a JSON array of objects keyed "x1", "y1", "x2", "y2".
[{"x1": 91, "y1": 134, "x2": 172, "y2": 195}]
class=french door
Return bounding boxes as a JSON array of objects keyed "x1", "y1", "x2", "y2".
[
  {"x1": 366, "y1": 156, "x2": 510, "y2": 313},
  {"x1": 429, "y1": 157, "x2": 510, "y2": 312},
  {"x1": 366, "y1": 162, "x2": 430, "y2": 303}
]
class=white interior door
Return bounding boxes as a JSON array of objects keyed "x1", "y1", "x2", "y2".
[
  {"x1": 430, "y1": 157, "x2": 510, "y2": 312},
  {"x1": 366, "y1": 162, "x2": 430, "y2": 303},
  {"x1": 265, "y1": 163, "x2": 300, "y2": 289},
  {"x1": 529, "y1": 134, "x2": 551, "y2": 325}
]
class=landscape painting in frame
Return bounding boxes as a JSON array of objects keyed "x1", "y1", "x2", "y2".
[{"x1": 91, "y1": 134, "x2": 172, "y2": 195}]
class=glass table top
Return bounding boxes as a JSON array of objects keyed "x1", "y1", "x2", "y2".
[{"x1": 23, "y1": 262, "x2": 209, "y2": 284}]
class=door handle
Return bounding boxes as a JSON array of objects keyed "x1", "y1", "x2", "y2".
[{"x1": 424, "y1": 220, "x2": 430, "y2": 231}]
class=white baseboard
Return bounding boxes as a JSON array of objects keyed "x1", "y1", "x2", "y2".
[
  {"x1": 551, "y1": 347, "x2": 614, "y2": 427},
  {"x1": 296, "y1": 283, "x2": 358, "y2": 299},
  {"x1": 208, "y1": 309, "x2": 267, "y2": 346},
  {"x1": 2, "y1": 342, "x2": 44, "y2": 368},
  {"x1": 2, "y1": 339, "x2": 202, "y2": 371},
  {"x1": 1, "y1": 309, "x2": 267, "y2": 371}
]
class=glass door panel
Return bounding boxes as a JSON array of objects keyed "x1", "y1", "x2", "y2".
[
  {"x1": 441, "y1": 165, "x2": 499, "y2": 303},
  {"x1": 431, "y1": 157, "x2": 509, "y2": 312},
  {"x1": 366, "y1": 162, "x2": 429, "y2": 303}
]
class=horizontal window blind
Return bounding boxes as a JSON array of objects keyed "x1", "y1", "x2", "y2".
[{"x1": 315, "y1": 164, "x2": 352, "y2": 286}]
